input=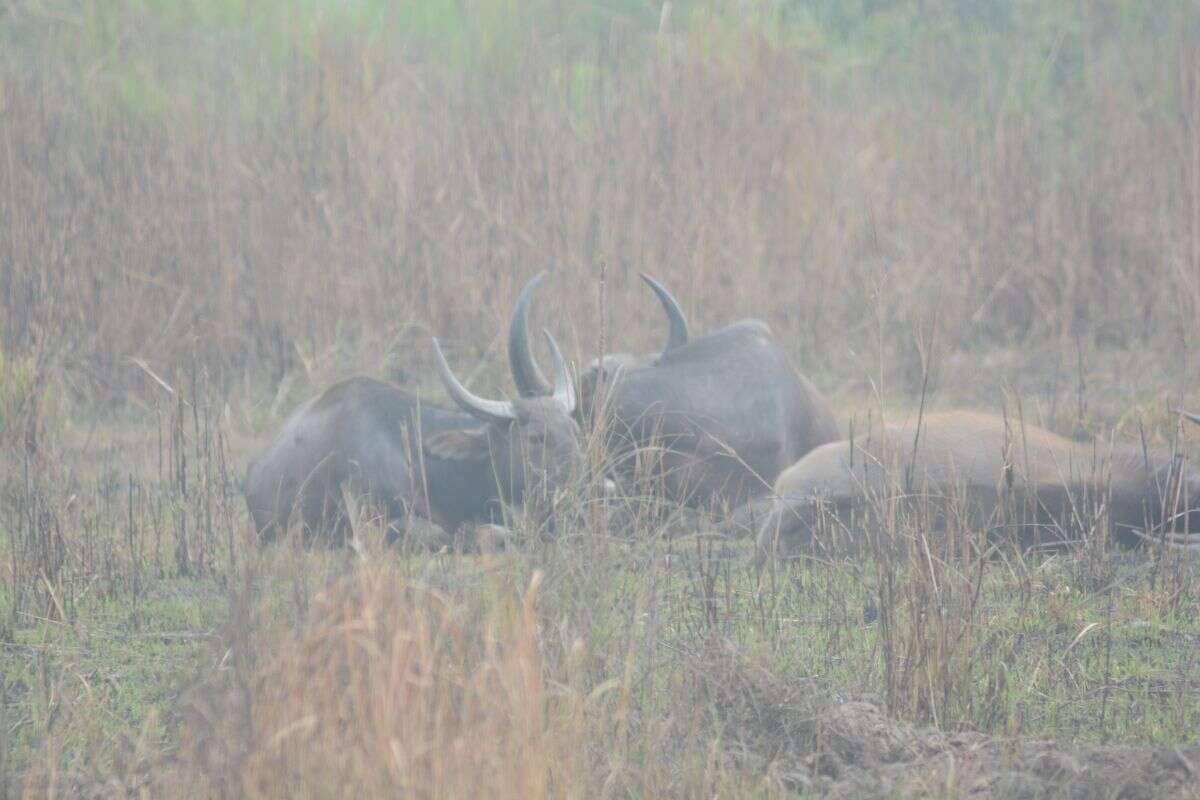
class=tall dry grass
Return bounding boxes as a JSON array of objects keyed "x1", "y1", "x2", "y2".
[
  {"x1": 3, "y1": 20, "x2": 1199, "y2": 414},
  {"x1": 166, "y1": 566, "x2": 580, "y2": 799}
]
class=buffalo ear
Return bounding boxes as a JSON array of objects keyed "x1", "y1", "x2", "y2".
[{"x1": 424, "y1": 427, "x2": 494, "y2": 461}]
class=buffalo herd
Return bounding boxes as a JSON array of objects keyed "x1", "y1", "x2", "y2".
[{"x1": 246, "y1": 274, "x2": 1200, "y2": 559}]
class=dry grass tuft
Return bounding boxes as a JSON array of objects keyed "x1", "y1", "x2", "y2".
[{"x1": 170, "y1": 566, "x2": 581, "y2": 799}]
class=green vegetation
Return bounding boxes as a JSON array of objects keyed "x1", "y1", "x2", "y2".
[
  {"x1": 6, "y1": 1, "x2": 1197, "y2": 122},
  {"x1": 1, "y1": 579, "x2": 225, "y2": 778}
]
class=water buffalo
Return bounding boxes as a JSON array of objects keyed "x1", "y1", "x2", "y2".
[
  {"x1": 755, "y1": 410, "x2": 1200, "y2": 563},
  {"x1": 508, "y1": 273, "x2": 839, "y2": 509},
  {"x1": 244, "y1": 331, "x2": 583, "y2": 548}
]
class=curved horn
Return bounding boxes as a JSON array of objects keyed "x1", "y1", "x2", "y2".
[
  {"x1": 1174, "y1": 408, "x2": 1200, "y2": 428},
  {"x1": 432, "y1": 338, "x2": 518, "y2": 425},
  {"x1": 640, "y1": 273, "x2": 689, "y2": 355},
  {"x1": 507, "y1": 272, "x2": 554, "y2": 398},
  {"x1": 543, "y1": 329, "x2": 576, "y2": 415}
]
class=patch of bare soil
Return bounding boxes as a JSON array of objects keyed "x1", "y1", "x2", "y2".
[
  {"x1": 808, "y1": 701, "x2": 1198, "y2": 799},
  {"x1": 695, "y1": 641, "x2": 1200, "y2": 799}
]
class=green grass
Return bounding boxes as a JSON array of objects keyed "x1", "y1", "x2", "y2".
[
  {"x1": 2, "y1": 465, "x2": 1198, "y2": 790},
  {"x1": 655, "y1": 553, "x2": 1200, "y2": 743},
  {"x1": 1, "y1": 577, "x2": 226, "y2": 779}
]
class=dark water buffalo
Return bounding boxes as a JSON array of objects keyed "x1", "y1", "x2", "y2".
[
  {"x1": 756, "y1": 410, "x2": 1200, "y2": 563},
  {"x1": 245, "y1": 332, "x2": 583, "y2": 547},
  {"x1": 509, "y1": 273, "x2": 839, "y2": 509}
]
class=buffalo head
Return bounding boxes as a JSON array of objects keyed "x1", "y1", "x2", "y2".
[
  {"x1": 507, "y1": 271, "x2": 688, "y2": 425},
  {"x1": 431, "y1": 328, "x2": 584, "y2": 507}
]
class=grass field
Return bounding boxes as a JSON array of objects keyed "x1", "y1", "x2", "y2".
[{"x1": 3, "y1": 1, "x2": 1200, "y2": 796}]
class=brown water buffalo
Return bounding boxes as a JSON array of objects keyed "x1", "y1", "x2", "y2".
[
  {"x1": 508, "y1": 273, "x2": 839, "y2": 509},
  {"x1": 245, "y1": 331, "x2": 583, "y2": 548},
  {"x1": 755, "y1": 410, "x2": 1200, "y2": 563}
]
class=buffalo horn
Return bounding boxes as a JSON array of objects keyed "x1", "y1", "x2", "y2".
[
  {"x1": 640, "y1": 273, "x2": 689, "y2": 356},
  {"x1": 507, "y1": 272, "x2": 554, "y2": 398},
  {"x1": 432, "y1": 338, "x2": 519, "y2": 425}
]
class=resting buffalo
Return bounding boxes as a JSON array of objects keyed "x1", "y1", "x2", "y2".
[
  {"x1": 244, "y1": 331, "x2": 583, "y2": 548},
  {"x1": 756, "y1": 410, "x2": 1200, "y2": 563},
  {"x1": 508, "y1": 273, "x2": 839, "y2": 509}
]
